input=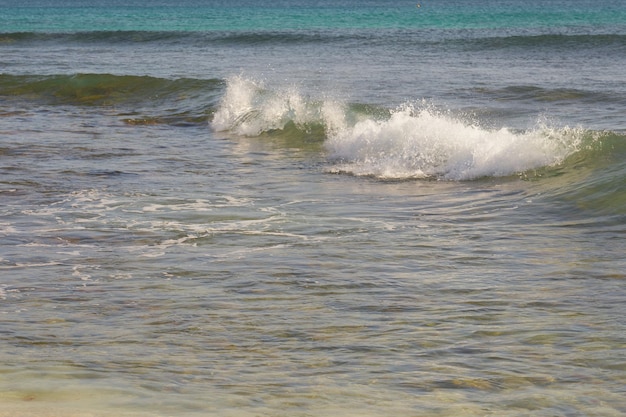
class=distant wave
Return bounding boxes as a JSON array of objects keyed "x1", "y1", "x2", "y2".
[
  {"x1": 3, "y1": 30, "x2": 625, "y2": 50},
  {"x1": 0, "y1": 30, "x2": 371, "y2": 46},
  {"x1": 450, "y1": 33, "x2": 626, "y2": 51}
]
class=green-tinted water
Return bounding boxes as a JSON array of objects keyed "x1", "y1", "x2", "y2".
[{"x1": 1, "y1": 1, "x2": 625, "y2": 416}]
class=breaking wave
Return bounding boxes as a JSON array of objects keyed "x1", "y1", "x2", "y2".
[
  {"x1": 2, "y1": 72, "x2": 616, "y2": 183},
  {"x1": 211, "y1": 76, "x2": 594, "y2": 181}
]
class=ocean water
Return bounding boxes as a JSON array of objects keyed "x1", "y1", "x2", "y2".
[{"x1": 1, "y1": 0, "x2": 625, "y2": 416}]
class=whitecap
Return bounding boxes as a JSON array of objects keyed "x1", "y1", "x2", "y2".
[{"x1": 325, "y1": 105, "x2": 586, "y2": 180}]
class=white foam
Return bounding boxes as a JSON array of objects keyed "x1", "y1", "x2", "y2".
[
  {"x1": 4, "y1": 261, "x2": 63, "y2": 269},
  {"x1": 72, "y1": 265, "x2": 95, "y2": 281},
  {"x1": 0, "y1": 222, "x2": 18, "y2": 235},
  {"x1": 326, "y1": 105, "x2": 586, "y2": 180}
]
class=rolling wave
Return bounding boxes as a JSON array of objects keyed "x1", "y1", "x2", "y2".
[
  {"x1": 3, "y1": 71, "x2": 624, "y2": 201},
  {"x1": 0, "y1": 73, "x2": 222, "y2": 125},
  {"x1": 527, "y1": 131, "x2": 626, "y2": 218},
  {"x1": 4, "y1": 73, "x2": 622, "y2": 115},
  {"x1": 325, "y1": 109, "x2": 590, "y2": 181},
  {"x1": 209, "y1": 76, "x2": 626, "y2": 217},
  {"x1": 211, "y1": 76, "x2": 622, "y2": 183},
  {"x1": 0, "y1": 73, "x2": 222, "y2": 104}
]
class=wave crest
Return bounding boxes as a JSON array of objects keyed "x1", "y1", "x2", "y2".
[{"x1": 211, "y1": 76, "x2": 589, "y2": 181}]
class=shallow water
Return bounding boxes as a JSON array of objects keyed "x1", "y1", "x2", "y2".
[
  {"x1": 1, "y1": 0, "x2": 626, "y2": 415},
  {"x1": 2, "y1": 103, "x2": 625, "y2": 416}
]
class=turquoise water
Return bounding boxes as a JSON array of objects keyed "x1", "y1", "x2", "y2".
[
  {"x1": 1, "y1": 1, "x2": 625, "y2": 416},
  {"x1": 3, "y1": 0, "x2": 626, "y2": 32}
]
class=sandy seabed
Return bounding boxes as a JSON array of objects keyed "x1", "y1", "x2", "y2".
[{"x1": 0, "y1": 404, "x2": 157, "y2": 417}]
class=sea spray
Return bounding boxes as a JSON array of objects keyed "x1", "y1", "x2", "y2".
[{"x1": 211, "y1": 75, "x2": 342, "y2": 138}]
